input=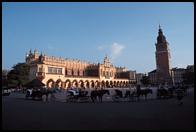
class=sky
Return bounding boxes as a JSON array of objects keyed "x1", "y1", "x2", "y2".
[{"x1": 2, "y1": 2, "x2": 194, "y2": 73}]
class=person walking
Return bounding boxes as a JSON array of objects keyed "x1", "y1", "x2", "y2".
[{"x1": 176, "y1": 87, "x2": 184, "y2": 105}]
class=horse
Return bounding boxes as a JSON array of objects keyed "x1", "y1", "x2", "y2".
[
  {"x1": 90, "y1": 89, "x2": 110, "y2": 103},
  {"x1": 136, "y1": 88, "x2": 153, "y2": 101},
  {"x1": 112, "y1": 89, "x2": 124, "y2": 102},
  {"x1": 180, "y1": 85, "x2": 188, "y2": 96},
  {"x1": 114, "y1": 89, "x2": 123, "y2": 98},
  {"x1": 124, "y1": 90, "x2": 131, "y2": 98},
  {"x1": 124, "y1": 90, "x2": 138, "y2": 101}
]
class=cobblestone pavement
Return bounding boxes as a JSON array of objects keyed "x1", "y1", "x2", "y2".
[{"x1": 2, "y1": 88, "x2": 194, "y2": 130}]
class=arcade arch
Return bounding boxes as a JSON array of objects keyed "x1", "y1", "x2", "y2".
[
  {"x1": 72, "y1": 80, "x2": 78, "y2": 88},
  {"x1": 47, "y1": 79, "x2": 55, "y2": 88},
  {"x1": 65, "y1": 79, "x2": 71, "y2": 88}
]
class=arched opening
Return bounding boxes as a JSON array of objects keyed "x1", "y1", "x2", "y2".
[
  {"x1": 114, "y1": 81, "x2": 116, "y2": 87},
  {"x1": 123, "y1": 81, "x2": 126, "y2": 88},
  {"x1": 47, "y1": 79, "x2": 55, "y2": 88},
  {"x1": 78, "y1": 80, "x2": 84, "y2": 88},
  {"x1": 72, "y1": 80, "x2": 78, "y2": 88},
  {"x1": 56, "y1": 79, "x2": 63, "y2": 88},
  {"x1": 110, "y1": 81, "x2": 113, "y2": 88},
  {"x1": 94, "y1": 80, "x2": 99, "y2": 88},
  {"x1": 65, "y1": 79, "x2": 71, "y2": 89},
  {"x1": 126, "y1": 81, "x2": 129, "y2": 87},
  {"x1": 106, "y1": 81, "x2": 110, "y2": 88},
  {"x1": 101, "y1": 81, "x2": 105, "y2": 88},
  {"x1": 120, "y1": 81, "x2": 123, "y2": 87},
  {"x1": 90, "y1": 80, "x2": 95, "y2": 88},
  {"x1": 84, "y1": 80, "x2": 90, "y2": 88}
]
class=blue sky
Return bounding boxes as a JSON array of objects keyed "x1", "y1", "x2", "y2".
[{"x1": 2, "y1": 2, "x2": 194, "y2": 73}]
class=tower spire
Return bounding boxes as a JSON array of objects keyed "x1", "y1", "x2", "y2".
[
  {"x1": 159, "y1": 24, "x2": 161, "y2": 30},
  {"x1": 157, "y1": 24, "x2": 166, "y2": 43}
]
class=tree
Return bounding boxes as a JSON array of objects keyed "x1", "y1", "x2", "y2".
[
  {"x1": 140, "y1": 75, "x2": 150, "y2": 87},
  {"x1": 7, "y1": 63, "x2": 30, "y2": 87},
  {"x1": 2, "y1": 69, "x2": 9, "y2": 87}
]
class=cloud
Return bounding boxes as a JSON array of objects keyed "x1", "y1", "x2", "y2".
[
  {"x1": 110, "y1": 42, "x2": 125, "y2": 61},
  {"x1": 97, "y1": 42, "x2": 125, "y2": 62},
  {"x1": 97, "y1": 45, "x2": 105, "y2": 51}
]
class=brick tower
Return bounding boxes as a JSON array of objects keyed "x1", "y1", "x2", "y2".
[{"x1": 155, "y1": 25, "x2": 172, "y2": 85}]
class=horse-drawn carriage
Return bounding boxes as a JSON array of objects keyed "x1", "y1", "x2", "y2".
[
  {"x1": 25, "y1": 88, "x2": 42, "y2": 100},
  {"x1": 2, "y1": 87, "x2": 11, "y2": 96},
  {"x1": 66, "y1": 89, "x2": 90, "y2": 103},
  {"x1": 111, "y1": 88, "x2": 153, "y2": 102},
  {"x1": 156, "y1": 88, "x2": 174, "y2": 99},
  {"x1": 25, "y1": 87, "x2": 55, "y2": 101}
]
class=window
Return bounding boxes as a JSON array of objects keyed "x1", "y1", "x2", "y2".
[
  {"x1": 57, "y1": 68, "x2": 62, "y2": 74},
  {"x1": 38, "y1": 67, "x2": 42, "y2": 72},
  {"x1": 79, "y1": 70, "x2": 83, "y2": 76},
  {"x1": 48, "y1": 67, "x2": 52, "y2": 73},
  {"x1": 67, "y1": 69, "x2": 72, "y2": 75},
  {"x1": 48, "y1": 67, "x2": 62, "y2": 74},
  {"x1": 73, "y1": 70, "x2": 78, "y2": 76}
]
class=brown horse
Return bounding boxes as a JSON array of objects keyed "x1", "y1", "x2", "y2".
[
  {"x1": 136, "y1": 88, "x2": 153, "y2": 101},
  {"x1": 26, "y1": 88, "x2": 54, "y2": 101},
  {"x1": 90, "y1": 89, "x2": 110, "y2": 103}
]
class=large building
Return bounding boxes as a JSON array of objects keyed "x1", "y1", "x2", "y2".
[
  {"x1": 155, "y1": 25, "x2": 173, "y2": 85},
  {"x1": 25, "y1": 49, "x2": 136, "y2": 89},
  {"x1": 171, "y1": 67, "x2": 186, "y2": 86},
  {"x1": 135, "y1": 73, "x2": 145, "y2": 85},
  {"x1": 148, "y1": 70, "x2": 157, "y2": 85}
]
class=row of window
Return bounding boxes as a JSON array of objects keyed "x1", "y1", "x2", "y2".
[
  {"x1": 65, "y1": 69, "x2": 84, "y2": 76},
  {"x1": 101, "y1": 71, "x2": 114, "y2": 77},
  {"x1": 48, "y1": 67, "x2": 62, "y2": 74}
]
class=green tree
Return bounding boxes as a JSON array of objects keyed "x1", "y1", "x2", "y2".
[
  {"x1": 2, "y1": 69, "x2": 9, "y2": 87},
  {"x1": 140, "y1": 75, "x2": 150, "y2": 87},
  {"x1": 7, "y1": 63, "x2": 30, "y2": 87}
]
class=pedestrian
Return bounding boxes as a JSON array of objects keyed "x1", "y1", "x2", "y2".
[
  {"x1": 136, "y1": 84, "x2": 141, "y2": 92},
  {"x1": 42, "y1": 94, "x2": 47, "y2": 102},
  {"x1": 51, "y1": 92, "x2": 56, "y2": 102},
  {"x1": 176, "y1": 87, "x2": 184, "y2": 105}
]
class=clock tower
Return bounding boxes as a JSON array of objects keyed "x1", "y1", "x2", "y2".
[{"x1": 155, "y1": 25, "x2": 172, "y2": 85}]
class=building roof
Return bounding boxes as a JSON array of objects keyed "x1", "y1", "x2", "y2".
[
  {"x1": 171, "y1": 67, "x2": 186, "y2": 71},
  {"x1": 24, "y1": 79, "x2": 45, "y2": 88},
  {"x1": 148, "y1": 69, "x2": 156, "y2": 73}
]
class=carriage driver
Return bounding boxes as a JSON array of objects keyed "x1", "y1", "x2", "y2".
[{"x1": 136, "y1": 84, "x2": 141, "y2": 93}]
